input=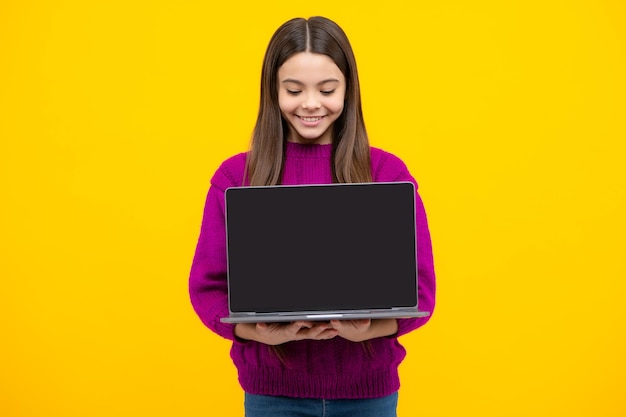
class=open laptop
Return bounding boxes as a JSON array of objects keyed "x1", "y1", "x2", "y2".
[{"x1": 220, "y1": 181, "x2": 430, "y2": 323}]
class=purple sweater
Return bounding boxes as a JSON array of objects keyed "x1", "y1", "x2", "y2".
[{"x1": 189, "y1": 142, "x2": 436, "y2": 399}]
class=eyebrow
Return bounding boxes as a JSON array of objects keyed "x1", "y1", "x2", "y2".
[{"x1": 281, "y1": 78, "x2": 340, "y2": 86}]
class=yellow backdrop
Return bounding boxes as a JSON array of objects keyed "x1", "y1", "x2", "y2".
[{"x1": 2, "y1": 1, "x2": 625, "y2": 416}]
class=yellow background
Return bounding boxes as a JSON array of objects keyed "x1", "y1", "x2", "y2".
[{"x1": 2, "y1": 1, "x2": 625, "y2": 416}]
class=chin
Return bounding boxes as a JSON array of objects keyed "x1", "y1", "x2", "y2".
[{"x1": 295, "y1": 130, "x2": 332, "y2": 143}]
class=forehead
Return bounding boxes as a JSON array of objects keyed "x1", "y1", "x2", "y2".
[{"x1": 278, "y1": 52, "x2": 344, "y2": 83}]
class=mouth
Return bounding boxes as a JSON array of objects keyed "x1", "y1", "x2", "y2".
[{"x1": 297, "y1": 115, "x2": 326, "y2": 123}]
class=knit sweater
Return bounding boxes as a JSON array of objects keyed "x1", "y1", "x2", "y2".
[{"x1": 189, "y1": 142, "x2": 436, "y2": 399}]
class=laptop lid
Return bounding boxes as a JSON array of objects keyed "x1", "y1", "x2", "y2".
[{"x1": 222, "y1": 182, "x2": 426, "y2": 322}]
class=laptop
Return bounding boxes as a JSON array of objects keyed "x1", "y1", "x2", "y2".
[{"x1": 220, "y1": 181, "x2": 430, "y2": 323}]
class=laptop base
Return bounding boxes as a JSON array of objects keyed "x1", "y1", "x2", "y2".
[{"x1": 221, "y1": 310, "x2": 430, "y2": 324}]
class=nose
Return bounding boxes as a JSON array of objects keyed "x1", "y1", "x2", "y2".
[{"x1": 301, "y1": 93, "x2": 321, "y2": 110}]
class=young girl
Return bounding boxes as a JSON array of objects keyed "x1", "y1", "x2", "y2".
[{"x1": 189, "y1": 16, "x2": 436, "y2": 417}]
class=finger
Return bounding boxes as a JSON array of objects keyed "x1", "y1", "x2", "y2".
[
  {"x1": 290, "y1": 322, "x2": 310, "y2": 332},
  {"x1": 330, "y1": 320, "x2": 354, "y2": 330},
  {"x1": 287, "y1": 321, "x2": 313, "y2": 336},
  {"x1": 354, "y1": 319, "x2": 371, "y2": 328},
  {"x1": 315, "y1": 328, "x2": 338, "y2": 339},
  {"x1": 257, "y1": 322, "x2": 287, "y2": 334},
  {"x1": 342, "y1": 319, "x2": 370, "y2": 328},
  {"x1": 306, "y1": 324, "x2": 337, "y2": 339}
]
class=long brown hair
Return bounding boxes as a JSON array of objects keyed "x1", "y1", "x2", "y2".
[{"x1": 245, "y1": 16, "x2": 372, "y2": 185}]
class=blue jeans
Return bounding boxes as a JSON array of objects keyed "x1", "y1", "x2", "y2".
[{"x1": 244, "y1": 392, "x2": 398, "y2": 417}]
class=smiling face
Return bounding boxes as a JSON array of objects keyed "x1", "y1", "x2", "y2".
[{"x1": 277, "y1": 52, "x2": 346, "y2": 145}]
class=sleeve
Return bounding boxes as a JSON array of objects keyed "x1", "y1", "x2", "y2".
[
  {"x1": 188, "y1": 157, "x2": 246, "y2": 341},
  {"x1": 396, "y1": 184, "x2": 436, "y2": 337},
  {"x1": 373, "y1": 151, "x2": 437, "y2": 337}
]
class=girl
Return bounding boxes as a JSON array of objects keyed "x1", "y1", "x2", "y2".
[{"x1": 189, "y1": 16, "x2": 436, "y2": 417}]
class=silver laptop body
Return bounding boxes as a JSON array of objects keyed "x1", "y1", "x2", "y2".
[{"x1": 220, "y1": 182, "x2": 430, "y2": 323}]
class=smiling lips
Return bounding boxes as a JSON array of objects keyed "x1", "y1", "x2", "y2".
[{"x1": 297, "y1": 115, "x2": 326, "y2": 125}]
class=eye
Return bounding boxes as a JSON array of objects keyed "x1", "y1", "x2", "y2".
[
  {"x1": 321, "y1": 89, "x2": 336, "y2": 96},
  {"x1": 286, "y1": 89, "x2": 301, "y2": 96}
]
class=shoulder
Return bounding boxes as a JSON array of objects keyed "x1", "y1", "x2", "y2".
[
  {"x1": 369, "y1": 146, "x2": 414, "y2": 183},
  {"x1": 210, "y1": 152, "x2": 247, "y2": 190}
]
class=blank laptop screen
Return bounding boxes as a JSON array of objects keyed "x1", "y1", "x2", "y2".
[{"x1": 225, "y1": 182, "x2": 418, "y2": 313}]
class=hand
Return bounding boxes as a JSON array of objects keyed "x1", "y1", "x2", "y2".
[
  {"x1": 330, "y1": 319, "x2": 373, "y2": 342},
  {"x1": 235, "y1": 321, "x2": 338, "y2": 345},
  {"x1": 330, "y1": 319, "x2": 398, "y2": 342}
]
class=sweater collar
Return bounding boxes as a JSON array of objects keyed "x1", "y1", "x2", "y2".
[{"x1": 285, "y1": 141, "x2": 332, "y2": 158}]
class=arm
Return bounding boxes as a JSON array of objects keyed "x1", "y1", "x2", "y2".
[
  {"x1": 396, "y1": 188, "x2": 436, "y2": 337},
  {"x1": 188, "y1": 183, "x2": 236, "y2": 340},
  {"x1": 371, "y1": 149, "x2": 437, "y2": 337}
]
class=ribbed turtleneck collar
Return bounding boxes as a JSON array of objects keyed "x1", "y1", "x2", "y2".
[{"x1": 285, "y1": 141, "x2": 333, "y2": 158}]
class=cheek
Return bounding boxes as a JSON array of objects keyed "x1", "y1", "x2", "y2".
[
  {"x1": 328, "y1": 97, "x2": 345, "y2": 115},
  {"x1": 278, "y1": 95, "x2": 298, "y2": 113}
]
